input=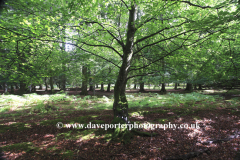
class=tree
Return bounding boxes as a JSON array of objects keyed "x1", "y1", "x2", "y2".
[{"x1": 1, "y1": 0, "x2": 239, "y2": 124}]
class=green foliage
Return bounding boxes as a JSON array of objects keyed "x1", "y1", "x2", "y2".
[
  {"x1": 1, "y1": 142, "x2": 40, "y2": 153},
  {"x1": 166, "y1": 92, "x2": 222, "y2": 107},
  {"x1": 83, "y1": 95, "x2": 91, "y2": 100},
  {"x1": 49, "y1": 93, "x2": 70, "y2": 102},
  {"x1": 1, "y1": 0, "x2": 238, "y2": 92}
]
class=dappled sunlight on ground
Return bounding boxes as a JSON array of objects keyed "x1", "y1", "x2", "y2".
[{"x1": 0, "y1": 90, "x2": 239, "y2": 159}]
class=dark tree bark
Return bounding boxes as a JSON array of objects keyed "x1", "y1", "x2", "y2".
[
  {"x1": 160, "y1": 57, "x2": 166, "y2": 94},
  {"x1": 198, "y1": 84, "x2": 202, "y2": 90},
  {"x1": 89, "y1": 84, "x2": 93, "y2": 91},
  {"x1": 185, "y1": 83, "x2": 193, "y2": 92},
  {"x1": 174, "y1": 83, "x2": 178, "y2": 90},
  {"x1": 160, "y1": 83, "x2": 167, "y2": 93},
  {"x1": 50, "y1": 77, "x2": 54, "y2": 93},
  {"x1": 45, "y1": 77, "x2": 48, "y2": 91},
  {"x1": 89, "y1": 70, "x2": 93, "y2": 91},
  {"x1": 61, "y1": 74, "x2": 66, "y2": 91},
  {"x1": 96, "y1": 84, "x2": 99, "y2": 88},
  {"x1": 133, "y1": 84, "x2": 136, "y2": 89},
  {"x1": 194, "y1": 84, "x2": 197, "y2": 90},
  {"x1": 10, "y1": 85, "x2": 14, "y2": 94},
  {"x1": 60, "y1": 26, "x2": 66, "y2": 91},
  {"x1": 16, "y1": 84, "x2": 19, "y2": 89},
  {"x1": 80, "y1": 66, "x2": 88, "y2": 95},
  {"x1": 39, "y1": 84, "x2": 42, "y2": 90},
  {"x1": 113, "y1": 4, "x2": 136, "y2": 124},
  {"x1": 107, "y1": 83, "x2": 111, "y2": 92},
  {"x1": 0, "y1": 84, "x2": 2, "y2": 89},
  {"x1": 139, "y1": 82, "x2": 145, "y2": 92},
  {"x1": 100, "y1": 83, "x2": 104, "y2": 91},
  {"x1": 19, "y1": 81, "x2": 27, "y2": 95},
  {"x1": 178, "y1": 83, "x2": 180, "y2": 86},
  {"x1": 33, "y1": 85, "x2": 36, "y2": 92},
  {"x1": 139, "y1": 76, "x2": 145, "y2": 92}
]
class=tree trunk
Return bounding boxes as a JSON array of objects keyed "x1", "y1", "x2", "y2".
[
  {"x1": 160, "y1": 57, "x2": 166, "y2": 94},
  {"x1": 178, "y1": 83, "x2": 180, "y2": 86},
  {"x1": 28, "y1": 80, "x2": 32, "y2": 93},
  {"x1": 60, "y1": 26, "x2": 66, "y2": 91},
  {"x1": 0, "y1": 84, "x2": 2, "y2": 89},
  {"x1": 89, "y1": 84, "x2": 93, "y2": 91},
  {"x1": 139, "y1": 76, "x2": 145, "y2": 92},
  {"x1": 33, "y1": 85, "x2": 36, "y2": 92},
  {"x1": 107, "y1": 83, "x2": 111, "y2": 92},
  {"x1": 56, "y1": 82, "x2": 60, "y2": 89},
  {"x1": 174, "y1": 83, "x2": 178, "y2": 90},
  {"x1": 19, "y1": 81, "x2": 27, "y2": 95},
  {"x1": 113, "y1": 71, "x2": 129, "y2": 124},
  {"x1": 61, "y1": 74, "x2": 66, "y2": 91},
  {"x1": 39, "y1": 84, "x2": 42, "y2": 90},
  {"x1": 45, "y1": 77, "x2": 48, "y2": 91},
  {"x1": 80, "y1": 66, "x2": 88, "y2": 95},
  {"x1": 3, "y1": 83, "x2": 7, "y2": 93},
  {"x1": 160, "y1": 83, "x2": 166, "y2": 93},
  {"x1": 185, "y1": 83, "x2": 193, "y2": 92},
  {"x1": 194, "y1": 84, "x2": 197, "y2": 90},
  {"x1": 89, "y1": 70, "x2": 93, "y2": 91},
  {"x1": 16, "y1": 84, "x2": 19, "y2": 89},
  {"x1": 10, "y1": 85, "x2": 14, "y2": 94},
  {"x1": 139, "y1": 82, "x2": 145, "y2": 92},
  {"x1": 96, "y1": 84, "x2": 99, "y2": 88},
  {"x1": 100, "y1": 83, "x2": 104, "y2": 91},
  {"x1": 50, "y1": 77, "x2": 54, "y2": 93},
  {"x1": 113, "y1": 3, "x2": 136, "y2": 124},
  {"x1": 198, "y1": 84, "x2": 202, "y2": 90},
  {"x1": 133, "y1": 84, "x2": 136, "y2": 89}
]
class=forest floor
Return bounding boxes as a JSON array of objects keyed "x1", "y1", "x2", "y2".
[{"x1": 0, "y1": 88, "x2": 239, "y2": 160}]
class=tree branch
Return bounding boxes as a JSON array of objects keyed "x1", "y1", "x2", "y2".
[
  {"x1": 83, "y1": 21, "x2": 125, "y2": 48},
  {"x1": 80, "y1": 41, "x2": 122, "y2": 58},
  {"x1": 120, "y1": 0, "x2": 129, "y2": 10},
  {"x1": 134, "y1": 21, "x2": 188, "y2": 45},
  {"x1": 134, "y1": 29, "x2": 196, "y2": 56},
  {"x1": 179, "y1": 0, "x2": 212, "y2": 9},
  {"x1": 75, "y1": 44, "x2": 121, "y2": 69},
  {"x1": 130, "y1": 44, "x2": 184, "y2": 72}
]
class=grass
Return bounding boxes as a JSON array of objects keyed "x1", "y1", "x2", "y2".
[{"x1": 0, "y1": 90, "x2": 239, "y2": 159}]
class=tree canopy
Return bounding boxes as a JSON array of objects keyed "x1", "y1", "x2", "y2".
[{"x1": 0, "y1": 0, "x2": 240, "y2": 122}]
